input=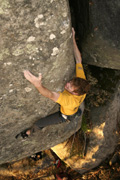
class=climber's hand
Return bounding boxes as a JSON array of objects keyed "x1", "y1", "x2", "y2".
[{"x1": 24, "y1": 70, "x2": 42, "y2": 87}]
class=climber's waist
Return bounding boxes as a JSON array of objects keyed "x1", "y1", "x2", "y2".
[{"x1": 61, "y1": 108, "x2": 82, "y2": 121}]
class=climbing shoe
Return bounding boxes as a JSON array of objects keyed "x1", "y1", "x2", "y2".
[
  {"x1": 20, "y1": 131, "x2": 29, "y2": 139},
  {"x1": 15, "y1": 129, "x2": 30, "y2": 139}
]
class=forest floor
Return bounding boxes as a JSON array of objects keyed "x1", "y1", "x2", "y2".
[{"x1": 0, "y1": 145, "x2": 119, "y2": 180}]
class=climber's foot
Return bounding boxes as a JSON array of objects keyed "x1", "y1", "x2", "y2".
[
  {"x1": 15, "y1": 129, "x2": 31, "y2": 139},
  {"x1": 21, "y1": 131, "x2": 29, "y2": 139}
]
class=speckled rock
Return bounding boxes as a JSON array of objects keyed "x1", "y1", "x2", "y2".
[{"x1": 0, "y1": 0, "x2": 76, "y2": 164}]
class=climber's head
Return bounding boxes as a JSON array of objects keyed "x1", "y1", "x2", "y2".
[{"x1": 65, "y1": 77, "x2": 90, "y2": 95}]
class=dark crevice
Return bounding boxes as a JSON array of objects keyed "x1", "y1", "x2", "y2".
[{"x1": 69, "y1": 0, "x2": 89, "y2": 51}]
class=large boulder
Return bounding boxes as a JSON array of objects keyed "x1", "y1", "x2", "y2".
[
  {"x1": 0, "y1": 0, "x2": 76, "y2": 164},
  {"x1": 83, "y1": 0, "x2": 120, "y2": 70},
  {"x1": 69, "y1": 0, "x2": 120, "y2": 70}
]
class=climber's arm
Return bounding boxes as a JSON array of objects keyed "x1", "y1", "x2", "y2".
[
  {"x1": 72, "y1": 28, "x2": 82, "y2": 64},
  {"x1": 24, "y1": 70, "x2": 60, "y2": 102}
]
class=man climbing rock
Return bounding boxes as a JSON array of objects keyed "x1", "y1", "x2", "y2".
[{"x1": 16, "y1": 28, "x2": 90, "y2": 139}]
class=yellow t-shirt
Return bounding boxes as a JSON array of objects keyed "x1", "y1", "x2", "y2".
[{"x1": 56, "y1": 63, "x2": 86, "y2": 115}]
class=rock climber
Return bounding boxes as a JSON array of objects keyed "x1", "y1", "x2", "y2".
[{"x1": 16, "y1": 28, "x2": 90, "y2": 139}]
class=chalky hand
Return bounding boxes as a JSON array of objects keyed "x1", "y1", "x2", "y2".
[{"x1": 24, "y1": 70, "x2": 42, "y2": 87}]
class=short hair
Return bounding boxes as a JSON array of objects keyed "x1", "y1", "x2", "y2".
[{"x1": 71, "y1": 77, "x2": 90, "y2": 95}]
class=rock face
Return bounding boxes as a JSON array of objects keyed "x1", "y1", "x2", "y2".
[
  {"x1": 69, "y1": 0, "x2": 120, "y2": 70},
  {"x1": 0, "y1": 103, "x2": 84, "y2": 165},
  {"x1": 0, "y1": 0, "x2": 119, "y2": 174},
  {"x1": 0, "y1": 0, "x2": 76, "y2": 164},
  {"x1": 52, "y1": 82, "x2": 120, "y2": 174},
  {"x1": 86, "y1": 0, "x2": 120, "y2": 69}
]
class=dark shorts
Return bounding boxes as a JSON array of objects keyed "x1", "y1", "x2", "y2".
[
  {"x1": 31, "y1": 108, "x2": 82, "y2": 132},
  {"x1": 34, "y1": 111, "x2": 66, "y2": 129}
]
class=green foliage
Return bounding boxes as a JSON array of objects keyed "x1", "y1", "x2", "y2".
[
  {"x1": 81, "y1": 114, "x2": 91, "y2": 133},
  {"x1": 81, "y1": 114, "x2": 87, "y2": 132}
]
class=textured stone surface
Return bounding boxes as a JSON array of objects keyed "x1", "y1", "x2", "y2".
[
  {"x1": 83, "y1": 0, "x2": 120, "y2": 70},
  {"x1": 1, "y1": 0, "x2": 119, "y2": 173},
  {"x1": 69, "y1": 0, "x2": 120, "y2": 70},
  {"x1": 0, "y1": 0, "x2": 76, "y2": 164},
  {"x1": 52, "y1": 82, "x2": 120, "y2": 174},
  {"x1": 0, "y1": 103, "x2": 84, "y2": 165}
]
